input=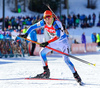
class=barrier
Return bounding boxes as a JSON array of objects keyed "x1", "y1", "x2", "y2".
[
  {"x1": 71, "y1": 43, "x2": 97, "y2": 54},
  {"x1": 86, "y1": 43, "x2": 97, "y2": 52},
  {"x1": 71, "y1": 44, "x2": 85, "y2": 54}
]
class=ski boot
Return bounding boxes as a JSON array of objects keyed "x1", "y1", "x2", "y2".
[
  {"x1": 73, "y1": 71, "x2": 82, "y2": 85},
  {"x1": 34, "y1": 66, "x2": 50, "y2": 78}
]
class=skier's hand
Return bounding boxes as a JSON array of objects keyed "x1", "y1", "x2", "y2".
[
  {"x1": 19, "y1": 33, "x2": 28, "y2": 38},
  {"x1": 40, "y1": 42, "x2": 49, "y2": 47}
]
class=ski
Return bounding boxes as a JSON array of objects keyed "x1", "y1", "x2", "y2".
[
  {"x1": 79, "y1": 82, "x2": 85, "y2": 86},
  {"x1": 19, "y1": 36, "x2": 96, "y2": 66},
  {"x1": 25, "y1": 77, "x2": 74, "y2": 81},
  {"x1": 0, "y1": 77, "x2": 73, "y2": 81},
  {"x1": 25, "y1": 77, "x2": 84, "y2": 86},
  {"x1": 0, "y1": 77, "x2": 84, "y2": 86}
]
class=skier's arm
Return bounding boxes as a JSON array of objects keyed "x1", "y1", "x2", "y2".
[
  {"x1": 19, "y1": 20, "x2": 45, "y2": 38},
  {"x1": 26, "y1": 20, "x2": 45, "y2": 34},
  {"x1": 40, "y1": 30, "x2": 60, "y2": 47}
]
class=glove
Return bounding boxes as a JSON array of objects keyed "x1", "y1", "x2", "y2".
[
  {"x1": 40, "y1": 42, "x2": 49, "y2": 47},
  {"x1": 19, "y1": 33, "x2": 28, "y2": 38}
]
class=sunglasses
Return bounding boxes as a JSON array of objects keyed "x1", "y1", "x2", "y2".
[{"x1": 43, "y1": 15, "x2": 52, "y2": 19}]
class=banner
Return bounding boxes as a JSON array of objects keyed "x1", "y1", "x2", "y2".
[
  {"x1": 71, "y1": 44, "x2": 85, "y2": 54},
  {"x1": 86, "y1": 43, "x2": 97, "y2": 52},
  {"x1": 71, "y1": 43, "x2": 97, "y2": 54}
]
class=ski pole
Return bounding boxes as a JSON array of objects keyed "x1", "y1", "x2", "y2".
[
  {"x1": 43, "y1": 4, "x2": 96, "y2": 65},
  {"x1": 19, "y1": 37, "x2": 96, "y2": 66}
]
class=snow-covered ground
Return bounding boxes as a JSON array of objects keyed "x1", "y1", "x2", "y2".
[{"x1": 0, "y1": 53, "x2": 100, "y2": 88}]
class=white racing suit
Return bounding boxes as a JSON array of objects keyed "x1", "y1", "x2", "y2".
[{"x1": 26, "y1": 19, "x2": 76, "y2": 73}]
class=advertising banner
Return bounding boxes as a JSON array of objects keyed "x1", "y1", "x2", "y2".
[
  {"x1": 71, "y1": 43, "x2": 97, "y2": 54},
  {"x1": 71, "y1": 44, "x2": 85, "y2": 54}
]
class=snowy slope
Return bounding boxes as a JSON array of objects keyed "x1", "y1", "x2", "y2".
[{"x1": 0, "y1": 53, "x2": 100, "y2": 88}]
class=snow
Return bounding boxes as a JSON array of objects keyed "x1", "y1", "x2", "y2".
[
  {"x1": 0, "y1": 54, "x2": 100, "y2": 88},
  {"x1": 0, "y1": 0, "x2": 100, "y2": 88}
]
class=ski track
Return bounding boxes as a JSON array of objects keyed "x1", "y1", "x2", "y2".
[{"x1": 0, "y1": 53, "x2": 100, "y2": 88}]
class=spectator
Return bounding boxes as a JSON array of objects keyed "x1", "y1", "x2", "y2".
[
  {"x1": 29, "y1": 30, "x2": 37, "y2": 56},
  {"x1": 73, "y1": 14, "x2": 77, "y2": 27},
  {"x1": 0, "y1": 31, "x2": 4, "y2": 39},
  {"x1": 80, "y1": 14, "x2": 86, "y2": 23},
  {"x1": 96, "y1": 33, "x2": 100, "y2": 46},
  {"x1": 26, "y1": 18, "x2": 32, "y2": 25},
  {"x1": 84, "y1": 16, "x2": 88, "y2": 24},
  {"x1": 92, "y1": 13, "x2": 96, "y2": 26},
  {"x1": 73, "y1": 39, "x2": 79, "y2": 44},
  {"x1": 91, "y1": 33, "x2": 97, "y2": 43},
  {"x1": 77, "y1": 13, "x2": 80, "y2": 19},
  {"x1": 22, "y1": 26, "x2": 27, "y2": 33},
  {"x1": 99, "y1": 12, "x2": 100, "y2": 22},
  {"x1": 75, "y1": 17, "x2": 80, "y2": 27},
  {"x1": 5, "y1": 16, "x2": 9, "y2": 29},
  {"x1": 67, "y1": 15, "x2": 73, "y2": 28},
  {"x1": 81, "y1": 32, "x2": 86, "y2": 52},
  {"x1": 97, "y1": 21, "x2": 100, "y2": 27},
  {"x1": 88, "y1": 14, "x2": 91, "y2": 23},
  {"x1": 88, "y1": 22, "x2": 93, "y2": 27}
]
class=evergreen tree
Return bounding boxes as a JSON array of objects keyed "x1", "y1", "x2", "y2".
[{"x1": 28, "y1": 0, "x2": 60, "y2": 13}]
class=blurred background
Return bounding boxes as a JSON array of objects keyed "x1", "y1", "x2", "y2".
[{"x1": 0, "y1": 0, "x2": 100, "y2": 58}]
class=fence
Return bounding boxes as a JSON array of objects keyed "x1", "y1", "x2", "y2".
[{"x1": 71, "y1": 43, "x2": 97, "y2": 54}]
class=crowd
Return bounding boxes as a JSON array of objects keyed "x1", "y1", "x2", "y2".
[
  {"x1": 0, "y1": 15, "x2": 44, "y2": 34},
  {"x1": 0, "y1": 28, "x2": 28, "y2": 57},
  {"x1": 0, "y1": 12, "x2": 100, "y2": 57},
  {"x1": 91, "y1": 32, "x2": 100, "y2": 46},
  {"x1": 66, "y1": 13, "x2": 100, "y2": 29},
  {"x1": 0, "y1": 12, "x2": 100, "y2": 32},
  {"x1": 73, "y1": 32, "x2": 100, "y2": 47}
]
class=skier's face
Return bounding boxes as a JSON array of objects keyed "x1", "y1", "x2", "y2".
[{"x1": 44, "y1": 15, "x2": 53, "y2": 25}]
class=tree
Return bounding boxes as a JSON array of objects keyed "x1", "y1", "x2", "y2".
[
  {"x1": 23, "y1": 0, "x2": 26, "y2": 12},
  {"x1": 64, "y1": 0, "x2": 67, "y2": 8},
  {"x1": 15, "y1": 0, "x2": 18, "y2": 12},
  {"x1": 87, "y1": 0, "x2": 90, "y2": 8},
  {"x1": 28, "y1": 0, "x2": 60, "y2": 13},
  {"x1": 91, "y1": 0, "x2": 98, "y2": 9},
  {"x1": 87, "y1": 0, "x2": 98, "y2": 9}
]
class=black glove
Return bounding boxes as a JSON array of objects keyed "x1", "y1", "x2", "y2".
[
  {"x1": 40, "y1": 42, "x2": 49, "y2": 47},
  {"x1": 19, "y1": 33, "x2": 28, "y2": 38}
]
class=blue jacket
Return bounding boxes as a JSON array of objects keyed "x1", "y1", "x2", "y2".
[
  {"x1": 81, "y1": 34, "x2": 86, "y2": 43},
  {"x1": 91, "y1": 33, "x2": 96, "y2": 42},
  {"x1": 30, "y1": 30, "x2": 37, "y2": 41}
]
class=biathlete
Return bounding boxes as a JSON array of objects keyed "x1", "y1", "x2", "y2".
[{"x1": 19, "y1": 10, "x2": 82, "y2": 83}]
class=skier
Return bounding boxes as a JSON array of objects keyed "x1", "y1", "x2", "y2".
[{"x1": 19, "y1": 10, "x2": 82, "y2": 83}]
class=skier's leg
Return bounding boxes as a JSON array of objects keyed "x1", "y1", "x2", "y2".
[
  {"x1": 63, "y1": 51, "x2": 76, "y2": 73},
  {"x1": 62, "y1": 46, "x2": 82, "y2": 82},
  {"x1": 40, "y1": 47, "x2": 51, "y2": 67},
  {"x1": 34, "y1": 47, "x2": 51, "y2": 78},
  {"x1": 34, "y1": 42, "x2": 58, "y2": 78}
]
